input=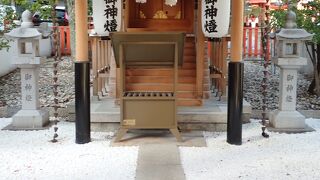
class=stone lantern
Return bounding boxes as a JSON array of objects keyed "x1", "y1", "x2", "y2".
[
  {"x1": 270, "y1": 7, "x2": 313, "y2": 132},
  {"x1": 5, "y1": 10, "x2": 49, "y2": 129}
]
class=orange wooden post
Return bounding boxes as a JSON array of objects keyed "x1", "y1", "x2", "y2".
[
  {"x1": 214, "y1": 39, "x2": 219, "y2": 91},
  {"x1": 208, "y1": 41, "x2": 212, "y2": 61},
  {"x1": 218, "y1": 39, "x2": 223, "y2": 92},
  {"x1": 243, "y1": 27, "x2": 247, "y2": 58},
  {"x1": 254, "y1": 27, "x2": 259, "y2": 57},
  {"x1": 98, "y1": 40, "x2": 102, "y2": 95},
  {"x1": 221, "y1": 37, "x2": 228, "y2": 95},
  {"x1": 106, "y1": 40, "x2": 111, "y2": 91},
  {"x1": 209, "y1": 40, "x2": 214, "y2": 90},
  {"x1": 213, "y1": 40, "x2": 217, "y2": 67},
  {"x1": 196, "y1": 0, "x2": 205, "y2": 100},
  {"x1": 248, "y1": 28, "x2": 253, "y2": 57},
  {"x1": 57, "y1": 26, "x2": 71, "y2": 56},
  {"x1": 102, "y1": 40, "x2": 107, "y2": 93},
  {"x1": 65, "y1": 26, "x2": 71, "y2": 55},
  {"x1": 59, "y1": 26, "x2": 65, "y2": 55},
  {"x1": 91, "y1": 37, "x2": 99, "y2": 97}
]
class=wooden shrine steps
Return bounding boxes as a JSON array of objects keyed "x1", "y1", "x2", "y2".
[{"x1": 125, "y1": 37, "x2": 202, "y2": 106}]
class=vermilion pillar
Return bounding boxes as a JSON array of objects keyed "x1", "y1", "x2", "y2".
[
  {"x1": 227, "y1": 0, "x2": 244, "y2": 145},
  {"x1": 75, "y1": 1, "x2": 90, "y2": 144}
]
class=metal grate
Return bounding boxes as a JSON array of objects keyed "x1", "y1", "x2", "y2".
[{"x1": 123, "y1": 92, "x2": 174, "y2": 97}]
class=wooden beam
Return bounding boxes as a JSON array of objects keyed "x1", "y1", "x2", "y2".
[
  {"x1": 196, "y1": 0, "x2": 205, "y2": 98},
  {"x1": 230, "y1": 0, "x2": 244, "y2": 62},
  {"x1": 91, "y1": 37, "x2": 98, "y2": 96},
  {"x1": 221, "y1": 37, "x2": 228, "y2": 95},
  {"x1": 124, "y1": 0, "x2": 129, "y2": 31},
  {"x1": 75, "y1": 0, "x2": 88, "y2": 62}
]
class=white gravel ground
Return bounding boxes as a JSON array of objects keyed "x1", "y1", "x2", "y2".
[
  {"x1": 0, "y1": 119, "x2": 138, "y2": 180},
  {"x1": 2, "y1": 117, "x2": 320, "y2": 180},
  {"x1": 180, "y1": 119, "x2": 320, "y2": 180}
]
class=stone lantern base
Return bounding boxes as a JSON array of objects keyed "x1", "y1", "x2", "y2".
[
  {"x1": 11, "y1": 109, "x2": 49, "y2": 130},
  {"x1": 269, "y1": 110, "x2": 314, "y2": 133}
]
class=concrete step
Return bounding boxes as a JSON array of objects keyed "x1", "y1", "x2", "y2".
[
  {"x1": 66, "y1": 98, "x2": 252, "y2": 131},
  {"x1": 90, "y1": 99, "x2": 225, "y2": 123}
]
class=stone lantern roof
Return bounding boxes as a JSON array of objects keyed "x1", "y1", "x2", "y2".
[
  {"x1": 277, "y1": 29, "x2": 313, "y2": 40},
  {"x1": 5, "y1": 10, "x2": 41, "y2": 39},
  {"x1": 276, "y1": 1, "x2": 313, "y2": 41}
]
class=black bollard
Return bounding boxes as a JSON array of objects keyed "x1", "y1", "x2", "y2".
[
  {"x1": 75, "y1": 61, "x2": 91, "y2": 144},
  {"x1": 227, "y1": 62, "x2": 243, "y2": 145}
]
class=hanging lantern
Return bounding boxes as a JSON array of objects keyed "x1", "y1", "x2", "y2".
[
  {"x1": 165, "y1": 0, "x2": 178, "y2": 6},
  {"x1": 92, "y1": 0, "x2": 122, "y2": 36},
  {"x1": 136, "y1": 0, "x2": 147, "y2": 3},
  {"x1": 201, "y1": 0, "x2": 231, "y2": 38}
]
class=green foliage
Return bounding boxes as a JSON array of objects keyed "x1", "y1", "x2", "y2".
[
  {"x1": 0, "y1": 0, "x2": 57, "y2": 51},
  {"x1": 245, "y1": 4, "x2": 263, "y2": 18},
  {"x1": 1, "y1": 0, "x2": 56, "y2": 18},
  {"x1": 0, "y1": 5, "x2": 17, "y2": 32},
  {"x1": 88, "y1": 0, "x2": 92, "y2": 15},
  {"x1": 299, "y1": 1, "x2": 320, "y2": 44},
  {"x1": 270, "y1": 9, "x2": 287, "y2": 30},
  {"x1": 270, "y1": 0, "x2": 320, "y2": 44},
  {"x1": 251, "y1": 6, "x2": 263, "y2": 17},
  {"x1": 0, "y1": 36, "x2": 10, "y2": 51},
  {"x1": 30, "y1": 0, "x2": 57, "y2": 20},
  {"x1": 0, "y1": 3, "x2": 16, "y2": 51}
]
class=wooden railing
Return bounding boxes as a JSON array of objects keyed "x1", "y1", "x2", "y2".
[
  {"x1": 90, "y1": 36, "x2": 112, "y2": 98},
  {"x1": 208, "y1": 37, "x2": 230, "y2": 98},
  {"x1": 242, "y1": 27, "x2": 271, "y2": 60},
  {"x1": 54, "y1": 26, "x2": 71, "y2": 56},
  {"x1": 208, "y1": 27, "x2": 273, "y2": 98}
]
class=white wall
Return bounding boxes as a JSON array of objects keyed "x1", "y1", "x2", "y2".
[{"x1": 0, "y1": 41, "x2": 17, "y2": 77}]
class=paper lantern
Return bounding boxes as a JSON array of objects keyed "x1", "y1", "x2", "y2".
[
  {"x1": 201, "y1": 0, "x2": 231, "y2": 38},
  {"x1": 165, "y1": 0, "x2": 178, "y2": 6},
  {"x1": 92, "y1": 0, "x2": 122, "y2": 36}
]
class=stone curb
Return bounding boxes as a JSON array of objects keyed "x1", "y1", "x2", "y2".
[{"x1": 251, "y1": 110, "x2": 320, "y2": 119}]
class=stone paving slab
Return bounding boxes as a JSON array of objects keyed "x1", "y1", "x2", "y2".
[
  {"x1": 138, "y1": 144, "x2": 181, "y2": 165},
  {"x1": 136, "y1": 163, "x2": 186, "y2": 180},
  {"x1": 136, "y1": 144, "x2": 186, "y2": 180},
  {"x1": 111, "y1": 130, "x2": 200, "y2": 180},
  {"x1": 111, "y1": 130, "x2": 205, "y2": 180},
  {"x1": 111, "y1": 130, "x2": 206, "y2": 147}
]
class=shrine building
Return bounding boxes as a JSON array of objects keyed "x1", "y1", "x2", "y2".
[{"x1": 73, "y1": 0, "x2": 247, "y2": 144}]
